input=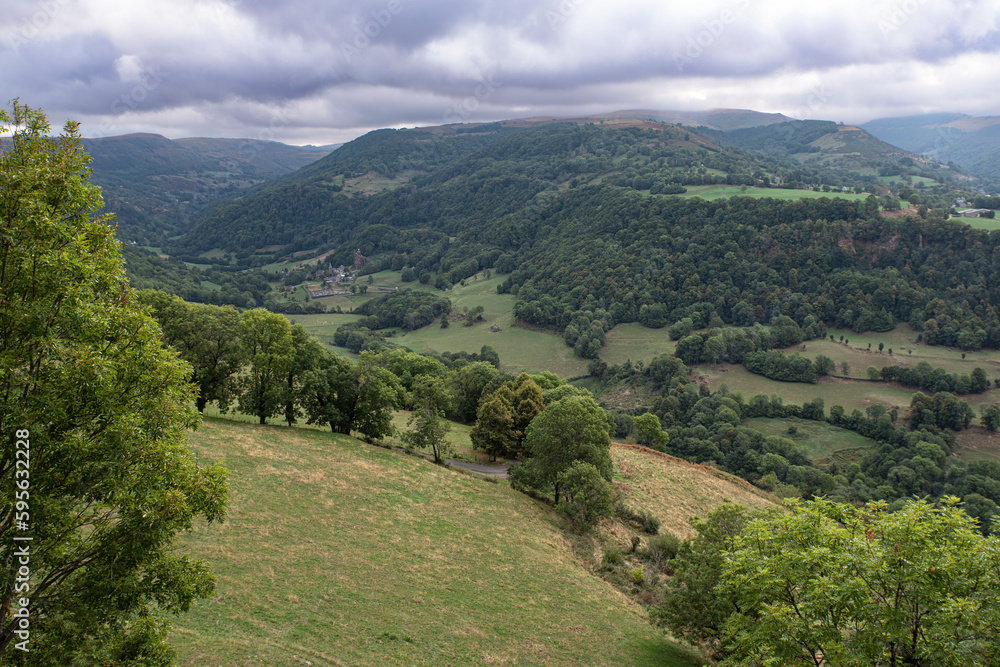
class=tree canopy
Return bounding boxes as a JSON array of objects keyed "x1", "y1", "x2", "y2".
[{"x1": 0, "y1": 101, "x2": 228, "y2": 663}]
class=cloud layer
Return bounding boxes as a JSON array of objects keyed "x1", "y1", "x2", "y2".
[{"x1": 2, "y1": 0, "x2": 999, "y2": 144}]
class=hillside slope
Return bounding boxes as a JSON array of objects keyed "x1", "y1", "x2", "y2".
[
  {"x1": 171, "y1": 418, "x2": 707, "y2": 666},
  {"x1": 861, "y1": 113, "x2": 1000, "y2": 187},
  {"x1": 84, "y1": 133, "x2": 329, "y2": 244}
]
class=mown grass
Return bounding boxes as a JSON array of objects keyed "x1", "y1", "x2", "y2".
[
  {"x1": 958, "y1": 214, "x2": 1000, "y2": 231},
  {"x1": 171, "y1": 418, "x2": 705, "y2": 667},
  {"x1": 692, "y1": 363, "x2": 917, "y2": 415},
  {"x1": 743, "y1": 417, "x2": 876, "y2": 466}
]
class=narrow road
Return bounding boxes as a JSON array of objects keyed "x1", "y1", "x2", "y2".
[
  {"x1": 448, "y1": 459, "x2": 514, "y2": 479},
  {"x1": 389, "y1": 445, "x2": 514, "y2": 479}
]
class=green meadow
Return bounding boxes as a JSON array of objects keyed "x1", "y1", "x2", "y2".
[{"x1": 170, "y1": 418, "x2": 705, "y2": 667}]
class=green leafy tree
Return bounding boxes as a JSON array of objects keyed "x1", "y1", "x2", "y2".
[
  {"x1": 981, "y1": 404, "x2": 1000, "y2": 432},
  {"x1": 300, "y1": 350, "x2": 356, "y2": 433},
  {"x1": 448, "y1": 361, "x2": 500, "y2": 422},
  {"x1": 555, "y1": 461, "x2": 615, "y2": 528},
  {"x1": 351, "y1": 351, "x2": 405, "y2": 440},
  {"x1": 652, "y1": 502, "x2": 754, "y2": 654},
  {"x1": 283, "y1": 323, "x2": 326, "y2": 426},
  {"x1": 633, "y1": 412, "x2": 669, "y2": 451},
  {"x1": 0, "y1": 101, "x2": 228, "y2": 663},
  {"x1": 402, "y1": 376, "x2": 454, "y2": 464},
  {"x1": 236, "y1": 309, "x2": 294, "y2": 424},
  {"x1": 470, "y1": 394, "x2": 516, "y2": 461},
  {"x1": 138, "y1": 291, "x2": 243, "y2": 413},
  {"x1": 720, "y1": 498, "x2": 1000, "y2": 667},
  {"x1": 511, "y1": 395, "x2": 612, "y2": 502}
]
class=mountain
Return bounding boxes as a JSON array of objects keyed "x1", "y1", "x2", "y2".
[
  {"x1": 860, "y1": 114, "x2": 1000, "y2": 188},
  {"x1": 168, "y1": 119, "x2": 887, "y2": 261},
  {"x1": 83, "y1": 133, "x2": 330, "y2": 244},
  {"x1": 589, "y1": 108, "x2": 793, "y2": 130}
]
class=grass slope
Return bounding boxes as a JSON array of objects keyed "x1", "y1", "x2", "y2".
[
  {"x1": 171, "y1": 418, "x2": 703, "y2": 666},
  {"x1": 611, "y1": 444, "x2": 778, "y2": 539}
]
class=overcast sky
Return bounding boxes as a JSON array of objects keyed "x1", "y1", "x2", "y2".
[{"x1": 3, "y1": 0, "x2": 999, "y2": 145}]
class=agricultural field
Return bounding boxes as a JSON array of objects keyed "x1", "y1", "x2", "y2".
[
  {"x1": 691, "y1": 363, "x2": 917, "y2": 416},
  {"x1": 171, "y1": 418, "x2": 705, "y2": 667},
  {"x1": 601, "y1": 323, "x2": 678, "y2": 366},
  {"x1": 959, "y1": 213, "x2": 1000, "y2": 231},
  {"x1": 677, "y1": 185, "x2": 871, "y2": 202},
  {"x1": 398, "y1": 273, "x2": 589, "y2": 378},
  {"x1": 742, "y1": 417, "x2": 876, "y2": 467}
]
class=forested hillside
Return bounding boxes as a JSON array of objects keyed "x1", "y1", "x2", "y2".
[{"x1": 83, "y1": 133, "x2": 328, "y2": 244}]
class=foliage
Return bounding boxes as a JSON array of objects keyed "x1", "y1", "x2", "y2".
[
  {"x1": 235, "y1": 309, "x2": 295, "y2": 424},
  {"x1": 0, "y1": 101, "x2": 228, "y2": 663},
  {"x1": 878, "y1": 362, "x2": 990, "y2": 395},
  {"x1": 633, "y1": 413, "x2": 670, "y2": 451},
  {"x1": 401, "y1": 376, "x2": 454, "y2": 464},
  {"x1": 138, "y1": 290, "x2": 243, "y2": 412},
  {"x1": 511, "y1": 396, "x2": 613, "y2": 502},
  {"x1": 653, "y1": 502, "x2": 755, "y2": 651},
  {"x1": 719, "y1": 498, "x2": 1000, "y2": 666},
  {"x1": 555, "y1": 461, "x2": 616, "y2": 528},
  {"x1": 908, "y1": 391, "x2": 975, "y2": 431}
]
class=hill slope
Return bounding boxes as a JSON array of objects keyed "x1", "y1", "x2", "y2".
[
  {"x1": 83, "y1": 133, "x2": 329, "y2": 244},
  {"x1": 171, "y1": 418, "x2": 707, "y2": 666},
  {"x1": 861, "y1": 113, "x2": 1000, "y2": 187}
]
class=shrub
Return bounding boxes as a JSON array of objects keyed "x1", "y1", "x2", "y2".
[{"x1": 643, "y1": 533, "x2": 681, "y2": 569}]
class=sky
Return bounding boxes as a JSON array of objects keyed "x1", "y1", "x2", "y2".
[{"x1": 3, "y1": 0, "x2": 1000, "y2": 146}]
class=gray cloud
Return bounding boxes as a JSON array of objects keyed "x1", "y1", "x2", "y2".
[{"x1": 2, "y1": 0, "x2": 998, "y2": 144}]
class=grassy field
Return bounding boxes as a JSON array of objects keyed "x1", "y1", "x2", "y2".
[
  {"x1": 960, "y1": 213, "x2": 1000, "y2": 231},
  {"x1": 691, "y1": 363, "x2": 918, "y2": 415},
  {"x1": 398, "y1": 273, "x2": 589, "y2": 378},
  {"x1": 601, "y1": 323, "x2": 677, "y2": 366},
  {"x1": 171, "y1": 418, "x2": 705, "y2": 666},
  {"x1": 611, "y1": 444, "x2": 778, "y2": 539},
  {"x1": 383, "y1": 410, "x2": 511, "y2": 464},
  {"x1": 677, "y1": 185, "x2": 871, "y2": 202},
  {"x1": 743, "y1": 417, "x2": 876, "y2": 467}
]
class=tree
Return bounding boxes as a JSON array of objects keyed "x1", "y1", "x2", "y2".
[
  {"x1": 236, "y1": 309, "x2": 294, "y2": 424},
  {"x1": 402, "y1": 376, "x2": 454, "y2": 464},
  {"x1": 511, "y1": 396, "x2": 612, "y2": 502},
  {"x1": 351, "y1": 351, "x2": 405, "y2": 440},
  {"x1": 633, "y1": 412, "x2": 669, "y2": 451},
  {"x1": 283, "y1": 323, "x2": 326, "y2": 426},
  {"x1": 0, "y1": 101, "x2": 228, "y2": 662},
  {"x1": 653, "y1": 502, "x2": 754, "y2": 653},
  {"x1": 555, "y1": 461, "x2": 615, "y2": 528},
  {"x1": 300, "y1": 350, "x2": 357, "y2": 433},
  {"x1": 138, "y1": 292, "x2": 242, "y2": 413},
  {"x1": 719, "y1": 498, "x2": 1000, "y2": 666},
  {"x1": 982, "y1": 404, "x2": 1000, "y2": 432},
  {"x1": 470, "y1": 394, "x2": 516, "y2": 461}
]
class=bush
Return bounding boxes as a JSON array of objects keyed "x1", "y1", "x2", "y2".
[
  {"x1": 602, "y1": 547, "x2": 623, "y2": 568},
  {"x1": 614, "y1": 500, "x2": 662, "y2": 534},
  {"x1": 643, "y1": 533, "x2": 681, "y2": 569}
]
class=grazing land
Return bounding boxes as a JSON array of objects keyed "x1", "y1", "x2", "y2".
[
  {"x1": 677, "y1": 185, "x2": 872, "y2": 202},
  {"x1": 743, "y1": 418, "x2": 877, "y2": 467},
  {"x1": 171, "y1": 418, "x2": 705, "y2": 667},
  {"x1": 611, "y1": 444, "x2": 778, "y2": 539}
]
